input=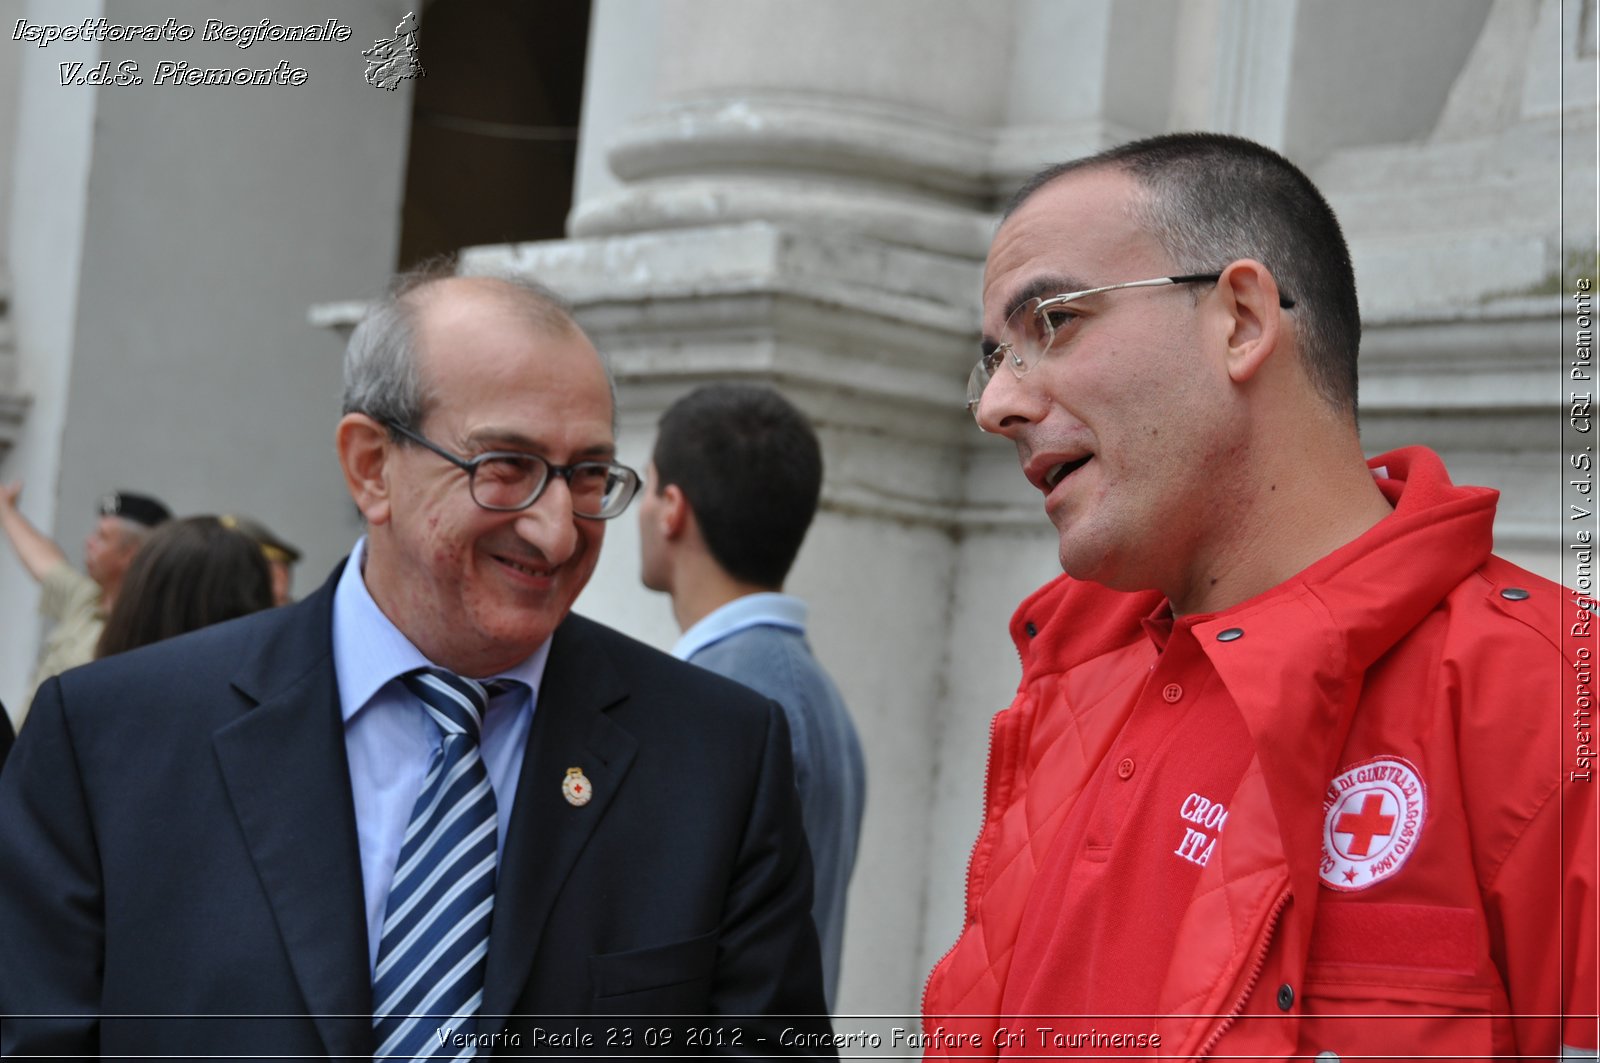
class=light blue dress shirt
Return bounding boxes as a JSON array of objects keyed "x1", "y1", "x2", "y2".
[
  {"x1": 671, "y1": 592, "x2": 809, "y2": 661},
  {"x1": 673, "y1": 592, "x2": 866, "y2": 1010},
  {"x1": 332, "y1": 538, "x2": 547, "y2": 972}
]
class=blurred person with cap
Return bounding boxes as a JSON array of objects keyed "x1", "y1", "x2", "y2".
[
  {"x1": 220, "y1": 514, "x2": 302, "y2": 606},
  {"x1": 0, "y1": 485, "x2": 171, "y2": 718},
  {"x1": 97, "y1": 516, "x2": 276, "y2": 659}
]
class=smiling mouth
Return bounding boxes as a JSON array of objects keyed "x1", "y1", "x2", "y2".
[
  {"x1": 494, "y1": 553, "x2": 554, "y2": 579},
  {"x1": 1046, "y1": 455, "x2": 1093, "y2": 489}
]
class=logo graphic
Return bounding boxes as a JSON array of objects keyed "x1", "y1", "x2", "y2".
[
  {"x1": 363, "y1": 12, "x2": 423, "y2": 91},
  {"x1": 562, "y1": 766, "x2": 593, "y2": 807},
  {"x1": 1319, "y1": 755, "x2": 1426, "y2": 891}
]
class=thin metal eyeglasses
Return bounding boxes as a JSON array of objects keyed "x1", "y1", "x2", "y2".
[
  {"x1": 965, "y1": 272, "x2": 1296, "y2": 416},
  {"x1": 384, "y1": 420, "x2": 642, "y2": 519}
]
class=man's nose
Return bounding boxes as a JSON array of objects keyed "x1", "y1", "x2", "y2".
[
  {"x1": 974, "y1": 360, "x2": 1045, "y2": 436},
  {"x1": 512, "y1": 477, "x2": 580, "y2": 563}
]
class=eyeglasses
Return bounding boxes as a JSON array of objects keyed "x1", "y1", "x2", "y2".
[
  {"x1": 964, "y1": 272, "x2": 1296, "y2": 416},
  {"x1": 384, "y1": 420, "x2": 641, "y2": 519}
]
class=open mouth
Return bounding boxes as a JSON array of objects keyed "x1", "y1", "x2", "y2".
[{"x1": 1045, "y1": 455, "x2": 1093, "y2": 489}]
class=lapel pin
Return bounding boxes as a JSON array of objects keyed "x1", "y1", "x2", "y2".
[{"x1": 562, "y1": 766, "x2": 593, "y2": 807}]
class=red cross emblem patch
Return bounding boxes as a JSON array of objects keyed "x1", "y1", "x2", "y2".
[{"x1": 1318, "y1": 755, "x2": 1426, "y2": 891}]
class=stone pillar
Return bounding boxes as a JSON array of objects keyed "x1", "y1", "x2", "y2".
[
  {"x1": 0, "y1": 0, "x2": 103, "y2": 718},
  {"x1": 0, "y1": 0, "x2": 416, "y2": 718},
  {"x1": 0, "y1": 0, "x2": 27, "y2": 463}
]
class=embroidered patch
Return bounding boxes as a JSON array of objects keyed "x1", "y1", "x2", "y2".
[
  {"x1": 1173, "y1": 791, "x2": 1230, "y2": 868},
  {"x1": 1319, "y1": 755, "x2": 1426, "y2": 891}
]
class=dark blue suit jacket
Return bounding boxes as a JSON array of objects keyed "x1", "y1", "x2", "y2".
[{"x1": 0, "y1": 566, "x2": 832, "y2": 1058}]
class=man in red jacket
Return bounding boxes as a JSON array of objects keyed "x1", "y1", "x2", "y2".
[{"x1": 924, "y1": 132, "x2": 1597, "y2": 1060}]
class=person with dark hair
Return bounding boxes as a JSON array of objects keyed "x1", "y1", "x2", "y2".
[
  {"x1": 0, "y1": 485, "x2": 170, "y2": 720},
  {"x1": 925, "y1": 133, "x2": 1595, "y2": 1059},
  {"x1": 0, "y1": 267, "x2": 832, "y2": 1058},
  {"x1": 638, "y1": 382, "x2": 866, "y2": 1010},
  {"x1": 96, "y1": 516, "x2": 275, "y2": 659},
  {"x1": 219, "y1": 513, "x2": 302, "y2": 606}
]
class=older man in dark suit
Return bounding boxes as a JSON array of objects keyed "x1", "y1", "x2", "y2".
[{"x1": 0, "y1": 271, "x2": 832, "y2": 1058}]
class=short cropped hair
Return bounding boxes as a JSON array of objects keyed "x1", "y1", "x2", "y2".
[
  {"x1": 1006, "y1": 133, "x2": 1361, "y2": 416},
  {"x1": 652, "y1": 384, "x2": 823, "y2": 589},
  {"x1": 341, "y1": 261, "x2": 601, "y2": 431},
  {"x1": 97, "y1": 516, "x2": 274, "y2": 658}
]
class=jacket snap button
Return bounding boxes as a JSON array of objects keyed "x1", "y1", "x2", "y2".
[
  {"x1": 1216, "y1": 627, "x2": 1244, "y2": 642},
  {"x1": 1162, "y1": 683, "x2": 1183, "y2": 703},
  {"x1": 1116, "y1": 757, "x2": 1135, "y2": 780},
  {"x1": 1315, "y1": 1054, "x2": 1340, "y2": 1062},
  {"x1": 1276, "y1": 983, "x2": 1294, "y2": 1010},
  {"x1": 1500, "y1": 587, "x2": 1530, "y2": 601},
  {"x1": 1025, "y1": 621, "x2": 1038, "y2": 637}
]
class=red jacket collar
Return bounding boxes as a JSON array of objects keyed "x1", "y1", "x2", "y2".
[{"x1": 1011, "y1": 446, "x2": 1497, "y2": 678}]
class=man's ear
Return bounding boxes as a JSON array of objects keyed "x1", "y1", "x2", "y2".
[
  {"x1": 336, "y1": 413, "x2": 394, "y2": 526},
  {"x1": 658, "y1": 483, "x2": 691, "y2": 541},
  {"x1": 1215, "y1": 258, "x2": 1285, "y2": 385}
]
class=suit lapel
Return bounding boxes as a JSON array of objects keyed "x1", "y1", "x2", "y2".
[
  {"x1": 212, "y1": 572, "x2": 374, "y2": 1059},
  {"x1": 480, "y1": 615, "x2": 637, "y2": 1027}
]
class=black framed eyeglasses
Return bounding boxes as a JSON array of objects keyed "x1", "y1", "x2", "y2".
[
  {"x1": 384, "y1": 420, "x2": 641, "y2": 519},
  {"x1": 965, "y1": 272, "x2": 1296, "y2": 416}
]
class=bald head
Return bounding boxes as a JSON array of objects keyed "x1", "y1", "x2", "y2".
[
  {"x1": 343, "y1": 269, "x2": 613, "y2": 432},
  {"x1": 406, "y1": 275, "x2": 576, "y2": 340}
]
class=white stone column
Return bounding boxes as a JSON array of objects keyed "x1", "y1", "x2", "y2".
[
  {"x1": 0, "y1": 0, "x2": 101, "y2": 718},
  {"x1": 0, "y1": 0, "x2": 27, "y2": 443},
  {"x1": 0, "y1": 0, "x2": 417, "y2": 718}
]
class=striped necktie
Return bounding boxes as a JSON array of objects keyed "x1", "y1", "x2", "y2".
[{"x1": 372, "y1": 669, "x2": 507, "y2": 1057}]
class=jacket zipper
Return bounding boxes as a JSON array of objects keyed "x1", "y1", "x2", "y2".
[
  {"x1": 920, "y1": 707, "x2": 1006, "y2": 1029},
  {"x1": 1195, "y1": 886, "x2": 1291, "y2": 1059},
  {"x1": 923, "y1": 621, "x2": 1042, "y2": 1040}
]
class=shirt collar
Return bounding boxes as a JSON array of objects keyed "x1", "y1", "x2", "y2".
[
  {"x1": 1140, "y1": 604, "x2": 1177, "y2": 652},
  {"x1": 331, "y1": 536, "x2": 551, "y2": 722},
  {"x1": 671, "y1": 591, "x2": 807, "y2": 661}
]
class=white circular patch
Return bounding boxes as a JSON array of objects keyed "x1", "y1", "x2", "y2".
[{"x1": 1318, "y1": 755, "x2": 1426, "y2": 892}]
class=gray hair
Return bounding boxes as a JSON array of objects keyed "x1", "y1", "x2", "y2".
[
  {"x1": 112, "y1": 517, "x2": 158, "y2": 550},
  {"x1": 340, "y1": 264, "x2": 615, "y2": 431}
]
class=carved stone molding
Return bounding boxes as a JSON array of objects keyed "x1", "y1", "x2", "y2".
[
  {"x1": 460, "y1": 223, "x2": 987, "y2": 530},
  {"x1": 1359, "y1": 296, "x2": 1570, "y2": 568},
  {"x1": 314, "y1": 234, "x2": 1571, "y2": 544}
]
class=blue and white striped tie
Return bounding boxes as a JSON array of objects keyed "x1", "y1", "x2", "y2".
[{"x1": 372, "y1": 670, "x2": 504, "y2": 1058}]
